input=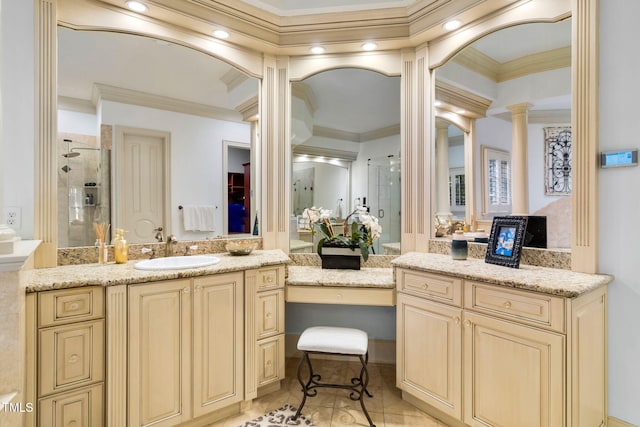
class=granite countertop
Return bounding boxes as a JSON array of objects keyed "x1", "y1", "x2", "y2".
[
  {"x1": 392, "y1": 252, "x2": 613, "y2": 298},
  {"x1": 287, "y1": 266, "x2": 395, "y2": 289},
  {"x1": 24, "y1": 250, "x2": 290, "y2": 292}
]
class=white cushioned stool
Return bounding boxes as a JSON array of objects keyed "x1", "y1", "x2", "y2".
[{"x1": 292, "y1": 326, "x2": 375, "y2": 427}]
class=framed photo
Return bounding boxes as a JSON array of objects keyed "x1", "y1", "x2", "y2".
[{"x1": 485, "y1": 216, "x2": 528, "y2": 268}]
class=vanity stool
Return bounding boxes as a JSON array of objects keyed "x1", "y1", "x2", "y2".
[{"x1": 293, "y1": 326, "x2": 375, "y2": 427}]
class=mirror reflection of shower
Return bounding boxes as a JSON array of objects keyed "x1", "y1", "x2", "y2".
[{"x1": 58, "y1": 136, "x2": 111, "y2": 247}]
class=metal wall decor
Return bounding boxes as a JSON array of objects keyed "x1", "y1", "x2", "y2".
[{"x1": 544, "y1": 126, "x2": 572, "y2": 195}]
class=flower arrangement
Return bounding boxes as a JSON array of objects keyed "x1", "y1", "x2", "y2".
[{"x1": 301, "y1": 206, "x2": 382, "y2": 261}]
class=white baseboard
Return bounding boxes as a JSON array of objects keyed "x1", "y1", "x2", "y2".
[
  {"x1": 609, "y1": 416, "x2": 639, "y2": 427},
  {"x1": 285, "y1": 333, "x2": 396, "y2": 364}
]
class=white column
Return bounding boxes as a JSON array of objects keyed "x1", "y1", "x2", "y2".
[
  {"x1": 507, "y1": 102, "x2": 532, "y2": 216},
  {"x1": 435, "y1": 119, "x2": 452, "y2": 220}
]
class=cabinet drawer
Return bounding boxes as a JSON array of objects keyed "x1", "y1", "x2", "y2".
[
  {"x1": 397, "y1": 268, "x2": 462, "y2": 306},
  {"x1": 38, "y1": 383, "x2": 103, "y2": 427},
  {"x1": 39, "y1": 287, "x2": 104, "y2": 327},
  {"x1": 256, "y1": 289, "x2": 285, "y2": 339},
  {"x1": 39, "y1": 320, "x2": 104, "y2": 397},
  {"x1": 257, "y1": 335, "x2": 285, "y2": 388},
  {"x1": 257, "y1": 265, "x2": 284, "y2": 290},
  {"x1": 464, "y1": 282, "x2": 565, "y2": 332}
]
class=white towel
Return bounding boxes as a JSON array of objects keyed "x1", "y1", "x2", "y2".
[{"x1": 182, "y1": 205, "x2": 216, "y2": 231}]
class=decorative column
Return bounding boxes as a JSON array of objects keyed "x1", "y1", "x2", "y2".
[
  {"x1": 435, "y1": 119, "x2": 452, "y2": 223},
  {"x1": 507, "y1": 102, "x2": 532, "y2": 216}
]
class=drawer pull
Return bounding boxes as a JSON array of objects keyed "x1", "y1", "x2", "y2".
[
  {"x1": 422, "y1": 284, "x2": 429, "y2": 290},
  {"x1": 266, "y1": 360, "x2": 272, "y2": 366},
  {"x1": 454, "y1": 317, "x2": 461, "y2": 325},
  {"x1": 265, "y1": 312, "x2": 273, "y2": 319},
  {"x1": 183, "y1": 287, "x2": 190, "y2": 294},
  {"x1": 68, "y1": 302, "x2": 80, "y2": 311},
  {"x1": 464, "y1": 320, "x2": 472, "y2": 328},
  {"x1": 265, "y1": 276, "x2": 274, "y2": 283},
  {"x1": 68, "y1": 354, "x2": 80, "y2": 364},
  {"x1": 67, "y1": 421, "x2": 78, "y2": 427},
  {"x1": 503, "y1": 301, "x2": 512, "y2": 309}
]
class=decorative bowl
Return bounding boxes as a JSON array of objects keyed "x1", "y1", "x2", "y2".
[{"x1": 225, "y1": 241, "x2": 258, "y2": 256}]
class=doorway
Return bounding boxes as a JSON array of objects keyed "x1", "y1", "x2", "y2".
[
  {"x1": 114, "y1": 126, "x2": 171, "y2": 243},
  {"x1": 223, "y1": 141, "x2": 251, "y2": 234}
]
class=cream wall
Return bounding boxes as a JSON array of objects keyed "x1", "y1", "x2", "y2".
[
  {"x1": 599, "y1": 1, "x2": 640, "y2": 425},
  {"x1": 1, "y1": 1, "x2": 639, "y2": 425}
]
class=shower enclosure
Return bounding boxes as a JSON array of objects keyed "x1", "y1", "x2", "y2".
[
  {"x1": 367, "y1": 155, "x2": 401, "y2": 254},
  {"x1": 58, "y1": 137, "x2": 111, "y2": 247}
]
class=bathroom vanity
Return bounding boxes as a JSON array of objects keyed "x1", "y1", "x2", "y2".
[
  {"x1": 23, "y1": 250, "x2": 289, "y2": 427},
  {"x1": 393, "y1": 252, "x2": 612, "y2": 427}
]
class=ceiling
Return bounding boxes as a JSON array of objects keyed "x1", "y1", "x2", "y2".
[{"x1": 238, "y1": 0, "x2": 418, "y2": 16}]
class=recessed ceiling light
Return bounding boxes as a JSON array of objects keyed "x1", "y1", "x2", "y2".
[
  {"x1": 443, "y1": 19, "x2": 461, "y2": 31},
  {"x1": 213, "y1": 30, "x2": 229, "y2": 39},
  {"x1": 361, "y1": 42, "x2": 378, "y2": 51},
  {"x1": 125, "y1": 1, "x2": 148, "y2": 12},
  {"x1": 310, "y1": 46, "x2": 326, "y2": 54}
]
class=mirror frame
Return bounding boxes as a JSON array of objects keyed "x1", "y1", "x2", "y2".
[{"x1": 35, "y1": 0, "x2": 599, "y2": 273}]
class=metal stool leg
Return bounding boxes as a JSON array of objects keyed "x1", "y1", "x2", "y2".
[{"x1": 293, "y1": 351, "x2": 317, "y2": 420}]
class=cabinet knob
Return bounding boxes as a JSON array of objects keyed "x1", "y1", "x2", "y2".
[
  {"x1": 68, "y1": 354, "x2": 79, "y2": 364},
  {"x1": 266, "y1": 360, "x2": 272, "y2": 366},
  {"x1": 503, "y1": 301, "x2": 512, "y2": 309},
  {"x1": 464, "y1": 320, "x2": 472, "y2": 327},
  {"x1": 67, "y1": 421, "x2": 78, "y2": 427},
  {"x1": 266, "y1": 312, "x2": 273, "y2": 319},
  {"x1": 69, "y1": 302, "x2": 79, "y2": 310},
  {"x1": 454, "y1": 317, "x2": 461, "y2": 325},
  {"x1": 265, "y1": 276, "x2": 274, "y2": 283},
  {"x1": 183, "y1": 287, "x2": 190, "y2": 294},
  {"x1": 422, "y1": 283, "x2": 429, "y2": 290}
]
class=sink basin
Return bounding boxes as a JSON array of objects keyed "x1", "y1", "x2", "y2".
[{"x1": 134, "y1": 255, "x2": 221, "y2": 271}]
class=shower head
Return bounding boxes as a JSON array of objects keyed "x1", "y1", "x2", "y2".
[
  {"x1": 62, "y1": 152, "x2": 81, "y2": 158},
  {"x1": 61, "y1": 165, "x2": 71, "y2": 173}
]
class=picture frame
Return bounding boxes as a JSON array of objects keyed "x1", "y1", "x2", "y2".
[{"x1": 485, "y1": 216, "x2": 528, "y2": 268}]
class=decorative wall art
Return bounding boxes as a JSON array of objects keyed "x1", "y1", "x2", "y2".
[{"x1": 544, "y1": 126, "x2": 572, "y2": 195}]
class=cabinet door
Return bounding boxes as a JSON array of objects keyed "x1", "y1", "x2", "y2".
[
  {"x1": 39, "y1": 320, "x2": 104, "y2": 396},
  {"x1": 256, "y1": 289, "x2": 284, "y2": 340},
  {"x1": 396, "y1": 293, "x2": 462, "y2": 419},
  {"x1": 463, "y1": 312, "x2": 564, "y2": 427},
  {"x1": 192, "y1": 272, "x2": 244, "y2": 417},
  {"x1": 128, "y1": 279, "x2": 192, "y2": 427},
  {"x1": 257, "y1": 335, "x2": 285, "y2": 388},
  {"x1": 39, "y1": 383, "x2": 103, "y2": 427}
]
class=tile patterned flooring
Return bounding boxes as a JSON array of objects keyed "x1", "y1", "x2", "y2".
[{"x1": 207, "y1": 357, "x2": 450, "y2": 427}]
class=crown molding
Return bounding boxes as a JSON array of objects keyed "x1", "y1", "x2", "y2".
[
  {"x1": 220, "y1": 67, "x2": 249, "y2": 92},
  {"x1": 291, "y1": 82, "x2": 317, "y2": 113},
  {"x1": 435, "y1": 80, "x2": 492, "y2": 118},
  {"x1": 235, "y1": 96, "x2": 259, "y2": 121},
  {"x1": 492, "y1": 108, "x2": 570, "y2": 123},
  {"x1": 91, "y1": 83, "x2": 243, "y2": 122},
  {"x1": 292, "y1": 144, "x2": 358, "y2": 161},
  {"x1": 88, "y1": 0, "x2": 524, "y2": 55},
  {"x1": 57, "y1": 96, "x2": 96, "y2": 114},
  {"x1": 453, "y1": 45, "x2": 571, "y2": 82},
  {"x1": 313, "y1": 123, "x2": 400, "y2": 142}
]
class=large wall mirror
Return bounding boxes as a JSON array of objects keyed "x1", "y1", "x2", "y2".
[
  {"x1": 57, "y1": 27, "x2": 259, "y2": 247},
  {"x1": 289, "y1": 68, "x2": 401, "y2": 255},
  {"x1": 433, "y1": 18, "x2": 572, "y2": 248}
]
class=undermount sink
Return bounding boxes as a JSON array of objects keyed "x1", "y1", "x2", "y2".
[{"x1": 134, "y1": 255, "x2": 221, "y2": 271}]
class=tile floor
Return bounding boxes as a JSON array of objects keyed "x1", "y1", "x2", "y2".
[{"x1": 207, "y1": 357, "x2": 450, "y2": 427}]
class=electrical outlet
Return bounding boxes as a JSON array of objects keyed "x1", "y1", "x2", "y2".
[{"x1": 4, "y1": 207, "x2": 21, "y2": 230}]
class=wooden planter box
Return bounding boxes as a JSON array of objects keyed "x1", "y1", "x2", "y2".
[{"x1": 320, "y1": 245, "x2": 362, "y2": 270}]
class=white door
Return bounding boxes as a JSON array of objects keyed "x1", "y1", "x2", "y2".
[{"x1": 115, "y1": 127, "x2": 170, "y2": 243}]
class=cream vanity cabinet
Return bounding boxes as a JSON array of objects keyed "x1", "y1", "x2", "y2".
[
  {"x1": 127, "y1": 272, "x2": 244, "y2": 427},
  {"x1": 396, "y1": 267, "x2": 608, "y2": 427},
  {"x1": 26, "y1": 286, "x2": 106, "y2": 427},
  {"x1": 246, "y1": 265, "x2": 286, "y2": 395}
]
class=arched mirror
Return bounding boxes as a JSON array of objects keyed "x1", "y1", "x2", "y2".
[
  {"x1": 56, "y1": 27, "x2": 259, "y2": 247},
  {"x1": 433, "y1": 19, "x2": 572, "y2": 248},
  {"x1": 289, "y1": 68, "x2": 401, "y2": 255}
]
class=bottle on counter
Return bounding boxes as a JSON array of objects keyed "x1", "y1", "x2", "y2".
[
  {"x1": 112, "y1": 228, "x2": 129, "y2": 264},
  {"x1": 451, "y1": 230, "x2": 468, "y2": 260}
]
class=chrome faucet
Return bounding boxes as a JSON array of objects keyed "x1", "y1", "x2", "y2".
[
  {"x1": 184, "y1": 245, "x2": 198, "y2": 256},
  {"x1": 165, "y1": 234, "x2": 178, "y2": 257},
  {"x1": 141, "y1": 247, "x2": 156, "y2": 259}
]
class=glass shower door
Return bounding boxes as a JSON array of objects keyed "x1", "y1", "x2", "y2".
[{"x1": 367, "y1": 155, "x2": 401, "y2": 255}]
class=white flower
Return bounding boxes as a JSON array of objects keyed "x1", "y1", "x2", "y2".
[
  {"x1": 319, "y1": 209, "x2": 332, "y2": 220},
  {"x1": 302, "y1": 207, "x2": 320, "y2": 224}
]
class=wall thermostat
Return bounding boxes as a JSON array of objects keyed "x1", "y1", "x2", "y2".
[{"x1": 599, "y1": 149, "x2": 638, "y2": 168}]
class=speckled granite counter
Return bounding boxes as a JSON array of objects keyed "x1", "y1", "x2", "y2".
[
  {"x1": 392, "y1": 252, "x2": 612, "y2": 298},
  {"x1": 24, "y1": 249, "x2": 290, "y2": 292},
  {"x1": 287, "y1": 266, "x2": 394, "y2": 289}
]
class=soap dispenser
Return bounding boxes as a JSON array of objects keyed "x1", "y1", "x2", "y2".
[{"x1": 113, "y1": 228, "x2": 129, "y2": 264}]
